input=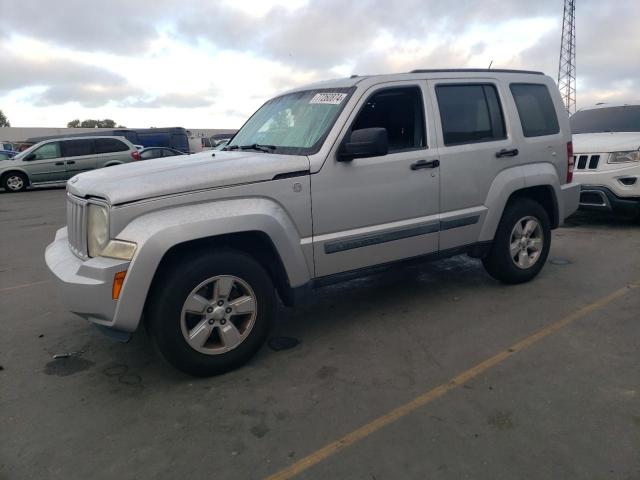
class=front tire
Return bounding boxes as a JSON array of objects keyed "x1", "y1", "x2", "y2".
[
  {"x1": 2, "y1": 172, "x2": 28, "y2": 192},
  {"x1": 482, "y1": 198, "x2": 551, "y2": 284},
  {"x1": 147, "y1": 249, "x2": 276, "y2": 376}
]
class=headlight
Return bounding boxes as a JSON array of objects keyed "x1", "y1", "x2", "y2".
[
  {"x1": 101, "y1": 240, "x2": 137, "y2": 260},
  {"x1": 608, "y1": 150, "x2": 640, "y2": 164},
  {"x1": 87, "y1": 203, "x2": 109, "y2": 257}
]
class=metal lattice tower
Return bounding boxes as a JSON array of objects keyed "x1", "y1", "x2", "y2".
[{"x1": 558, "y1": 0, "x2": 576, "y2": 114}]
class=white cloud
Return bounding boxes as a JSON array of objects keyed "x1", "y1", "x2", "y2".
[{"x1": 0, "y1": 0, "x2": 638, "y2": 127}]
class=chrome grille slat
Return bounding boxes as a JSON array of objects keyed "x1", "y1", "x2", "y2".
[
  {"x1": 575, "y1": 154, "x2": 602, "y2": 171},
  {"x1": 66, "y1": 194, "x2": 88, "y2": 258}
]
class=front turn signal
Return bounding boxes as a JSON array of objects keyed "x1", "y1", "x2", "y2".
[{"x1": 112, "y1": 271, "x2": 127, "y2": 300}]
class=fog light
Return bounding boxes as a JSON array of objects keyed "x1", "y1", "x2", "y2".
[
  {"x1": 619, "y1": 177, "x2": 637, "y2": 186},
  {"x1": 112, "y1": 271, "x2": 127, "y2": 300}
]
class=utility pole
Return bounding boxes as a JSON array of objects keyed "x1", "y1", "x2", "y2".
[{"x1": 558, "y1": 0, "x2": 576, "y2": 114}]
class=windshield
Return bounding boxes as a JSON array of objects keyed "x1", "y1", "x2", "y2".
[
  {"x1": 227, "y1": 88, "x2": 354, "y2": 155},
  {"x1": 13, "y1": 143, "x2": 39, "y2": 160},
  {"x1": 570, "y1": 106, "x2": 640, "y2": 134}
]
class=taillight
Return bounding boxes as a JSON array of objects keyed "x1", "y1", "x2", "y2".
[
  {"x1": 131, "y1": 150, "x2": 141, "y2": 161},
  {"x1": 566, "y1": 141, "x2": 574, "y2": 183}
]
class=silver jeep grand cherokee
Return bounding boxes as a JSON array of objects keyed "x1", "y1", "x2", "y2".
[{"x1": 46, "y1": 69, "x2": 580, "y2": 376}]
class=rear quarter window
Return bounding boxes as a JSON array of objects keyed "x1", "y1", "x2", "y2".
[{"x1": 510, "y1": 83, "x2": 560, "y2": 137}]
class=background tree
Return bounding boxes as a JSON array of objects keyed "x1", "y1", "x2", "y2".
[
  {"x1": 67, "y1": 119, "x2": 124, "y2": 128},
  {"x1": 0, "y1": 110, "x2": 11, "y2": 127}
]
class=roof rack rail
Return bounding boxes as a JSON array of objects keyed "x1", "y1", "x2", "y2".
[{"x1": 408, "y1": 68, "x2": 544, "y2": 75}]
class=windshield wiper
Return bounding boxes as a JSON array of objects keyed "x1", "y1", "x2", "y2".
[
  {"x1": 239, "y1": 144, "x2": 277, "y2": 153},
  {"x1": 222, "y1": 143, "x2": 277, "y2": 153}
]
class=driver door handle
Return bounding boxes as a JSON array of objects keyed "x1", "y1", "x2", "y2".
[
  {"x1": 496, "y1": 148, "x2": 519, "y2": 158},
  {"x1": 55, "y1": 162, "x2": 64, "y2": 165},
  {"x1": 411, "y1": 159, "x2": 440, "y2": 170}
]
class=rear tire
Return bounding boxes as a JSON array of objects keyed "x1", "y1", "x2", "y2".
[
  {"x1": 2, "y1": 172, "x2": 28, "y2": 192},
  {"x1": 147, "y1": 249, "x2": 276, "y2": 376},
  {"x1": 482, "y1": 198, "x2": 551, "y2": 284}
]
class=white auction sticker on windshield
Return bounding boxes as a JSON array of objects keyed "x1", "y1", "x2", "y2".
[{"x1": 310, "y1": 93, "x2": 347, "y2": 105}]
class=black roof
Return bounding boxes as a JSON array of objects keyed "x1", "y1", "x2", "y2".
[{"x1": 408, "y1": 68, "x2": 544, "y2": 75}]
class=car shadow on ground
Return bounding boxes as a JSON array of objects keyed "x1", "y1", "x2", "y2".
[
  {"x1": 0, "y1": 185, "x2": 66, "y2": 194},
  {"x1": 565, "y1": 209, "x2": 639, "y2": 229}
]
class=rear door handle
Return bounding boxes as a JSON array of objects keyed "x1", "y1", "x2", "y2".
[
  {"x1": 66, "y1": 160, "x2": 76, "y2": 165},
  {"x1": 496, "y1": 148, "x2": 519, "y2": 158},
  {"x1": 54, "y1": 162, "x2": 64, "y2": 165},
  {"x1": 411, "y1": 159, "x2": 440, "y2": 170}
]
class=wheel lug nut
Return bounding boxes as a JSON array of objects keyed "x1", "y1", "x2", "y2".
[
  {"x1": 217, "y1": 300, "x2": 224, "y2": 306},
  {"x1": 206, "y1": 307, "x2": 213, "y2": 313},
  {"x1": 225, "y1": 307, "x2": 232, "y2": 314},
  {"x1": 220, "y1": 319, "x2": 226, "y2": 325},
  {"x1": 208, "y1": 319, "x2": 215, "y2": 325}
]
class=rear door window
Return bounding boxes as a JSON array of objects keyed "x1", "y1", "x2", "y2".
[
  {"x1": 61, "y1": 139, "x2": 95, "y2": 157},
  {"x1": 510, "y1": 83, "x2": 560, "y2": 137},
  {"x1": 435, "y1": 84, "x2": 506, "y2": 146},
  {"x1": 95, "y1": 138, "x2": 130, "y2": 154}
]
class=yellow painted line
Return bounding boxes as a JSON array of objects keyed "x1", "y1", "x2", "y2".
[
  {"x1": 0, "y1": 280, "x2": 50, "y2": 293},
  {"x1": 264, "y1": 282, "x2": 639, "y2": 480}
]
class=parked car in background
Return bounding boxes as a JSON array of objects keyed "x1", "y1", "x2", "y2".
[
  {"x1": 46, "y1": 69, "x2": 579, "y2": 376},
  {"x1": 201, "y1": 137, "x2": 213, "y2": 150},
  {"x1": 27, "y1": 127, "x2": 191, "y2": 154},
  {"x1": 0, "y1": 149, "x2": 17, "y2": 160},
  {"x1": 213, "y1": 139, "x2": 229, "y2": 150},
  {"x1": 571, "y1": 103, "x2": 640, "y2": 215},
  {"x1": 1, "y1": 142, "x2": 16, "y2": 151},
  {"x1": 0, "y1": 136, "x2": 139, "y2": 192},
  {"x1": 139, "y1": 147, "x2": 186, "y2": 160}
]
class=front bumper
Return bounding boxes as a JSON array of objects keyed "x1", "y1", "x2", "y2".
[
  {"x1": 45, "y1": 227, "x2": 132, "y2": 334},
  {"x1": 579, "y1": 186, "x2": 640, "y2": 213},
  {"x1": 573, "y1": 157, "x2": 640, "y2": 199}
]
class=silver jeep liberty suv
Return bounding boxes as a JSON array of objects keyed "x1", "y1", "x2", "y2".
[{"x1": 46, "y1": 69, "x2": 580, "y2": 376}]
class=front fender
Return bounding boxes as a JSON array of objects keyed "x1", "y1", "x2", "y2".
[
  {"x1": 111, "y1": 197, "x2": 310, "y2": 332},
  {"x1": 0, "y1": 166, "x2": 31, "y2": 181}
]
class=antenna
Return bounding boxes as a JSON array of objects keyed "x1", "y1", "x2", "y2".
[
  {"x1": 488, "y1": 60, "x2": 493, "y2": 69},
  {"x1": 558, "y1": 0, "x2": 576, "y2": 114}
]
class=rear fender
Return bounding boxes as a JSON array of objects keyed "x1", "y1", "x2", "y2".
[{"x1": 479, "y1": 163, "x2": 561, "y2": 241}]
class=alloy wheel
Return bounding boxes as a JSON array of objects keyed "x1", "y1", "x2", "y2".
[
  {"x1": 180, "y1": 275, "x2": 257, "y2": 355},
  {"x1": 509, "y1": 216, "x2": 544, "y2": 269}
]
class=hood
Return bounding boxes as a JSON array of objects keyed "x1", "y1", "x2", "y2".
[
  {"x1": 573, "y1": 132, "x2": 640, "y2": 153},
  {"x1": 67, "y1": 150, "x2": 310, "y2": 205}
]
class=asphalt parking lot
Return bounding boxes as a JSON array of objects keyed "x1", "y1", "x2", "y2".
[{"x1": 1, "y1": 187, "x2": 639, "y2": 480}]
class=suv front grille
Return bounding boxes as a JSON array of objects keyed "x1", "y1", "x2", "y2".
[
  {"x1": 574, "y1": 154, "x2": 601, "y2": 170},
  {"x1": 67, "y1": 194, "x2": 88, "y2": 258}
]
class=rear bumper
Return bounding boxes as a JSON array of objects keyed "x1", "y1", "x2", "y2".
[
  {"x1": 45, "y1": 227, "x2": 133, "y2": 334},
  {"x1": 579, "y1": 186, "x2": 640, "y2": 212},
  {"x1": 560, "y1": 183, "x2": 581, "y2": 223}
]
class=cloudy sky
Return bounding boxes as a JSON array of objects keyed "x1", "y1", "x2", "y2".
[{"x1": 0, "y1": 0, "x2": 638, "y2": 128}]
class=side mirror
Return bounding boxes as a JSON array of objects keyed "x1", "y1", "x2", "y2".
[
  {"x1": 338, "y1": 127, "x2": 388, "y2": 161},
  {"x1": 25, "y1": 153, "x2": 36, "y2": 161}
]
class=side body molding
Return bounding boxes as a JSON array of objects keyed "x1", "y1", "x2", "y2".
[
  {"x1": 478, "y1": 163, "x2": 561, "y2": 242},
  {"x1": 111, "y1": 198, "x2": 311, "y2": 332}
]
